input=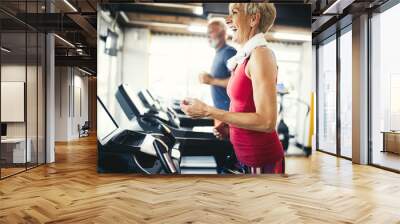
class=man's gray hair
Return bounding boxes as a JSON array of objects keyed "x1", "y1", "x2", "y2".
[{"x1": 208, "y1": 17, "x2": 227, "y2": 32}]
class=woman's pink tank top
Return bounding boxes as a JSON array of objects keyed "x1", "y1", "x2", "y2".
[{"x1": 227, "y1": 58, "x2": 284, "y2": 167}]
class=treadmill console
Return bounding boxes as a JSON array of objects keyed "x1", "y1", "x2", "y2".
[
  {"x1": 117, "y1": 84, "x2": 180, "y2": 129},
  {"x1": 140, "y1": 89, "x2": 181, "y2": 127},
  {"x1": 97, "y1": 96, "x2": 179, "y2": 174}
]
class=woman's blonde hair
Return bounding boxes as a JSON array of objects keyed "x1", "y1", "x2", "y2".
[{"x1": 229, "y1": 3, "x2": 276, "y2": 33}]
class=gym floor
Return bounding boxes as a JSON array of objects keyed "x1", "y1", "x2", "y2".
[
  {"x1": 0, "y1": 135, "x2": 399, "y2": 223},
  {"x1": 372, "y1": 150, "x2": 400, "y2": 171}
]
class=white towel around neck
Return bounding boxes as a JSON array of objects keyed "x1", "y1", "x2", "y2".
[{"x1": 226, "y1": 33, "x2": 268, "y2": 71}]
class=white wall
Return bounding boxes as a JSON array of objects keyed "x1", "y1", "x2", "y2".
[
  {"x1": 121, "y1": 28, "x2": 151, "y2": 91},
  {"x1": 54, "y1": 67, "x2": 89, "y2": 141},
  {"x1": 148, "y1": 34, "x2": 214, "y2": 104},
  {"x1": 55, "y1": 67, "x2": 68, "y2": 141},
  {"x1": 76, "y1": 74, "x2": 89, "y2": 125},
  {"x1": 72, "y1": 73, "x2": 89, "y2": 138},
  {"x1": 97, "y1": 11, "x2": 139, "y2": 131}
]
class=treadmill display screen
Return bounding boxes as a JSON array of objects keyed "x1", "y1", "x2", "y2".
[
  {"x1": 122, "y1": 85, "x2": 149, "y2": 116},
  {"x1": 145, "y1": 89, "x2": 155, "y2": 100},
  {"x1": 97, "y1": 97, "x2": 119, "y2": 145},
  {"x1": 141, "y1": 90, "x2": 156, "y2": 107}
]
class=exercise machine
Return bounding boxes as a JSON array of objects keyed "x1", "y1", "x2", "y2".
[
  {"x1": 97, "y1": 96, "x2": 180, "y2": 174},
  {"x1": 138, "y1": 89, "x2": 214, "y2": 127},
  {"x1": 115, "y1": 84, "x2": 237, "y2": 173},
  {"x1": 277, "y1": 83, "x2": 311, "y2": 155}
]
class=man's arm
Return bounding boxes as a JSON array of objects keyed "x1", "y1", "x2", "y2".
[
  {"x1": 199, "y1": 73, "x2": 230, "y2": 88},
  {"x1": 210, "y1": 76, "x2": 230, "y2": 88}
]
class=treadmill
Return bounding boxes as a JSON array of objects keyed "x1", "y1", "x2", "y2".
[
  {"x1": 117, "y1": 84, "x2": 217, "y2": 139},
  {"x1": 98, "y1": 96, "x2": 219, "y2": 174},
  {"x1": 138, "y1": 89, "x2": 214, "y2": 127},
  {"x1": 116, "y1": 84, "x2": 236, "y2": 173},
  {"x1": 171, "y1": 99, "x2": 185, "y2": 115},
  {"x1": 97, "y1": 96, "x2": 180, "y2": 174}
]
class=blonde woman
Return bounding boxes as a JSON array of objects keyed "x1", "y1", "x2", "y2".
[{"x1": 181, "y1": 3, "x2": 284, "y2": 174}]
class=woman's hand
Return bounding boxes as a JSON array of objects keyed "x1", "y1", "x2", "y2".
[
  {"x1": 180, "y1": 98, "x2": 210, "y2": 119},
  {"x1": 213, "y1": 122, "x2": 229, "y2": 140}
]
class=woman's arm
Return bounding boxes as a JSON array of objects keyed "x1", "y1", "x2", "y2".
[{"x1": 182, "y1": 47, "x2": 278, "y2": 133}]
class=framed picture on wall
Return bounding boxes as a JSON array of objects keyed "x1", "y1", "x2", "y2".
[{"x1": 1, "y1": 81, "x2": 25, "y2": 122}]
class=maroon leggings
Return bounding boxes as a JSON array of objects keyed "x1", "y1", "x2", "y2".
[{"x1": 240, "y1": 158, "x2": 285, "y2": 174}]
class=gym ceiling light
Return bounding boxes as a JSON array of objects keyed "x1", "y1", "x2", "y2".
[
  {"x1": 63, "y1": 0, "x2": 78, "y2": 12},
  {"x1": 1, "y1": 47, "x2": 11, "y2": 53}
]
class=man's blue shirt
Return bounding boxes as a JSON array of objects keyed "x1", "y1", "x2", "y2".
[{"x1": 210, "y1": 44, "x2": 237, "y2": 111}]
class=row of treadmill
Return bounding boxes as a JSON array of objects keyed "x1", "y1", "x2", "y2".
[{"x1": 97, "y1": 84, "x2": 239, "y2": 174}]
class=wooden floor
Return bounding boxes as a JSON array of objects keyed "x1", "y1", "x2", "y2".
[
  {"x1": 1, "y1": 135, "x2": 400, "y2": 223},
  {"x1": 1, "y1": 163, "x2": 45, "y2": 178},
  {"x1": 1, "y1": 167, "x2": 26, "y2": 178},
  {"x1": 372, "y1": 151, "x2": 400, "y2": 171}
]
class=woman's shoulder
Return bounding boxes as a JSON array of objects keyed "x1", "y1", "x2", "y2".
[
  {"x1": 251, "y1": 47, "x2": 275, "y2": 61},
  {"x1": 248, "y1": 47, "x2": 276, "y2": 68},
  {"x1": 246, "y1": 46, "x2": 278, "y2": 78}
]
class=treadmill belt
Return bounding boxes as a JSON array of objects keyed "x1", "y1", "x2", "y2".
[
  {"x1": 180, "y1": 156, "x2": 217, "y2": 168},
  {"x1": 180, "y1": 156, "x2": 218, "y2": 174},
  {"x1": 180, "y1": 169, "x2": 218, "y2": 174},
  {"x1": 173, "y1": 129, "x2": 215, "y2": 139}
]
